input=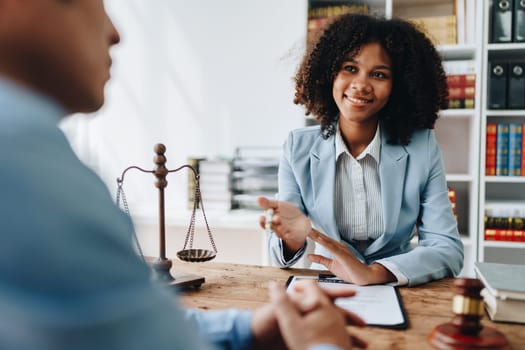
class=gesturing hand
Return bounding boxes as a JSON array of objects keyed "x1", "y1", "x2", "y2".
[
  {"x1": 257, "y1": 196, "x2": 311, "y2": 254},
  {"x1": 307, "y1": 229, "x2": 396, "y2": 286}
]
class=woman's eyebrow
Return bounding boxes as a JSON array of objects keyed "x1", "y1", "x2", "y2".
[{"x1": 344, "y1": 58, "x2": 392, "y2": 71}]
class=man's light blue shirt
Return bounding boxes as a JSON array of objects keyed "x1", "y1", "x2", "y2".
[
  {"x1": 0, "y1": 78, "x2": 344, "y2": 350},
  {"x1": 0, "y1": 78, "x2": 252, "y2": 350}
]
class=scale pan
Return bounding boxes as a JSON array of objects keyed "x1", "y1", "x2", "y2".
[{"x1": 177, "y1": 249, "x2": 216, "y2": 262}]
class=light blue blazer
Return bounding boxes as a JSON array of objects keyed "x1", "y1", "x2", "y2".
[{"x1": 269, "y1": 124, "x2": 464, "y2": 286}]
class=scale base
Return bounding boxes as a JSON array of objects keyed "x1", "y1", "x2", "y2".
[
  {"x1": 169, "y1": 272, "x2": 205, "y2": 289},
  {"x1": 149, "y1": 258, "x2": 205, "y2": 289}
]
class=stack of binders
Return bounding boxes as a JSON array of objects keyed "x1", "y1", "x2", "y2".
[
  {"x1": 491, "y1": 0, "x2": 525, "y2": 43},
  {"x1": 490, "y1": 1, "x2": 525, "y2": 109},
  {"x1": 488, "y1": 61, "x2": 525, "y2": 109},
  {"x1": 230, "y1": 146, "x2": 280, "y2": 210},
  {"x1": 197, "y1": 159, "x2": 233, "y2": 211}
]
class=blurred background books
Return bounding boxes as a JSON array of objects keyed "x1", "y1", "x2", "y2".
[
  {"x1": 187, "y1": 146, "x2": 280, "y2": 212},
  {"x1": 231, "y1": 147, "x2": 280, "y2": 210}
]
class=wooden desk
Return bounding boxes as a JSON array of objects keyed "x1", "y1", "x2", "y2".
[{"x1": 175, "y1": 261, "x2": 525, "y2": 350}]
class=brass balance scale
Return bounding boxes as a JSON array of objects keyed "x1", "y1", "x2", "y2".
[{"x1": 115, "y1": 143, "x2": 217, "y2": 289}]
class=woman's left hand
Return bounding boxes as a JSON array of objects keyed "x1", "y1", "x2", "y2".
[{"x1": 307, "y1": 229, "x2": 396, "y2": 285}]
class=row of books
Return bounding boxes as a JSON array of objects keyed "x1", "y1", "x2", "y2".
[
  {"x1": 488, "y1": 61, "x2": 525, "y2": 110},
  {"x1": 408, "y1": 0, "x2": 475, "y2": 46},
  {"x1": 442, "y1": 60, "x2": 476, "y2": 109},
  {"x1": 484, "y1": 228, "x2": 525, "y2": 242},
  {"x1": 491, "y1": 0, "x2": 525, "y2": 43},
  {"x1": 446, "y1": 73, "x2": 476, "y2": 109},
  {"x1": 409, "y1": 15, "x2": 456, "y2": 46},
  {"x1": 474, "y1": 262, "x2": 525, "y2": 324},
  {"x1": 484, "y1": 200, "x2": 525, "y2": 242},
  {"x1": 306, "y1": 1, "x2": 369, "y2": 47},
  {"x1": 486, "y1": 216, "x2": 525, "y2": 230},
  {"x1": 485, "y1": 123, "x2": 525, "y2": 176},
  {"x1": 307, "y1": 1, "x2": 476, "y2": 47},
  {"x1": 307, "y1": 1, "x2": 368, "y2": 19}
]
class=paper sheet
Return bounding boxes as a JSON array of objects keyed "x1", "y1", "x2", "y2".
[{"x1": 287, "y1": 275, "x2": 407, "y2": 328}]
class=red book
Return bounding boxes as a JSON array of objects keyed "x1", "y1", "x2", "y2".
[
  {"x1": 486, "y1": 123, "x2": 497, "y2": 176},
  {"x1": 448, "y1": 187, "x2": 458, "y2": 221},
  {"x1": 448, "y1": 86, "x2": 475, "y2": 99},
  {"x1": 484, "y1": 228, "x2": 496, "y2": 241},
  {"x1": 485, "y1": 228, "x2": 525, "y2": 242},
  {"x1": 484, "y1": 228, "x2": 506, "y2": 241},
  {"x1": 522, "y1": 122, "x2": 525, "y2": 176},
  {"x1": 446, "y1": 74, "x2": 476, "y2": 87},
  {"x1": 514, "y1": 229, "x2": 525, "y2": 242}
]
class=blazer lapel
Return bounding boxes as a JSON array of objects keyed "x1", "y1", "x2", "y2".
[
  {"x1": 366, "y1": 129, "x2": 408, "y2": 255},
  {"x1": 310, "y1": 135, "x2": 338, "y2": 237}
]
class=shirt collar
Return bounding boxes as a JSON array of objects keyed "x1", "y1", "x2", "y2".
[
  {"x1": 0, "y1": 77, "x2": 67, "y2": 124},
  {"x1": 335, "y1": 123, "x2": 381, "y2": 162}
]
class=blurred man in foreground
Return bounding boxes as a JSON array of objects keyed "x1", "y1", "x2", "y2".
[{"x1": 0, "y1": 1, "x2": 365, "y2": 349}]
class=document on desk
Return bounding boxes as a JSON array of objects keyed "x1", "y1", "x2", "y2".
[{"x1": 286, "y1": 275, "x2": 408, "y2": 329}]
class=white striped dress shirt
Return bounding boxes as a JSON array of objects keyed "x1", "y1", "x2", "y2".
[
  {"x1": 335, "y1": 124, "x2": 384, "y2": 251},
  {"x1": 334, "y1": 124, "x2": 408, "y2": 285}
]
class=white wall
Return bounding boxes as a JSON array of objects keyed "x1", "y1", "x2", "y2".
[{"x1": 61, "y1": 0, "x2": 308, "y2": 215}]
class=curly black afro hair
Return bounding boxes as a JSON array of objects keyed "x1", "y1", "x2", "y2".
[{"x1": 294, "y1": 14, "x2": 448, "y2": 145}]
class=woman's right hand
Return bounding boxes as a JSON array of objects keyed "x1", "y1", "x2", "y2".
[{"x1": 257, "y1": 196, "x2": 311, "y2": 254}]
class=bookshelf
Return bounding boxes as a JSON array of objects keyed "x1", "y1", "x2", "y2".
[
  {"x1": 478, "y1": 1, "x2": 525, "y2": 266},
  {"x1": 391, "y1": 0, "x2": 525, "y2": 272}
]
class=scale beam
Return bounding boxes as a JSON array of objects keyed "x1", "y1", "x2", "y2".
[{"x1": 116, "y1": 143, "x2": 218, "y2": 289}]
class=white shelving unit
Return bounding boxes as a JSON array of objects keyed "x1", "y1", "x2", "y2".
[{"x1": 478, "y1": 0, "x2": 525, "y2": 266}]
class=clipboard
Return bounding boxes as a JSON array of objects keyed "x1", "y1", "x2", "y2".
[{"x1": 286, "y1": 275, "x2": 409, "y2": 329}]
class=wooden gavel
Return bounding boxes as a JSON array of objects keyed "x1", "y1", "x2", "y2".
[{"x1": 429, "y1": 278, "x2": 510, "y2": 350}]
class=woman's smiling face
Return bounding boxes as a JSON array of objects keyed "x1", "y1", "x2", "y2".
[{"x1": 332, "y1": 42, "x2": 393, "y2": 126}]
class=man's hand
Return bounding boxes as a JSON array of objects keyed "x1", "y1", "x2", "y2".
[
  {"x1": 250, "y1": 303, "x2": 286, "y2": 350},
  {"x1": 266, "y1": 280, "x2": 367, "y2": 350},
  {"x1": 257, "y1": 196, "x2": 311, "y2": 254},
  {"x1": 287, "y1": 281, "x2": 367, "y2": 331},
  {"x1": 308, "y1": 229, "x2": 396, "y2": 285},
  {"x1": 251, "y1": 280, "x2": 367, "y2": 350}
]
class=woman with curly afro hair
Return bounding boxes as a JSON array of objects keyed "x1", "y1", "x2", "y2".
[{"x1": 258, "y1": 14, "x2": 464, "y2": 287}]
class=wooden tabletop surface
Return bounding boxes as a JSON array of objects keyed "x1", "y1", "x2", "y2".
[{"x1": 174, "y1": 261, "x2": 525, "y2": 350}]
